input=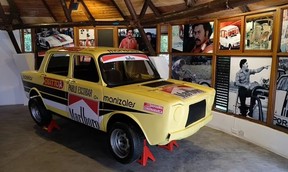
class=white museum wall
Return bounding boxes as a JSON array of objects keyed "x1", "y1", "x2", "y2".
[
  {"x1": 208, "y1": 111, "x2": 288, "y2": 159},
  {"x1": 0, "y1": 30, "x2": 33, "y2": 105}
]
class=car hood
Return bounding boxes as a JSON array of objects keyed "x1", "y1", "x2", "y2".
[{"x1": 114, "y1": 79, "x2": 214, "y2": 103}]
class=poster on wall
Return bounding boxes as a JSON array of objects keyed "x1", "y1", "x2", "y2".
[
  {"x1": 171, "y1": 55, "x2": 212, "y2": 87},
  {"x1": 79, "y1": 28, "x2": 95, "y2": 46},
  {"x1": 274, "y1": 57, "x2": 288, "y2": 128},
  {"x1": 280, "y1": 9, "x2": 288, "y2": 52},
  {"x1": 36, "y1": 28, "x2": 74, "y2": 56},
  {"x1": 228, "y1": 57, "x2": 271, "y2": 122},
  {"x1": 118, "y1": 28, "x2": 156, "y2": 52},
  {"x1": 172, "y1": 22, "x2": 214, "y2": 53},
  {"x1": 219, "y1": 19, "x2": 241, "y2": 50},
  {"x1": 245, "y1": 14, "x2": 273, "y2": 50}
]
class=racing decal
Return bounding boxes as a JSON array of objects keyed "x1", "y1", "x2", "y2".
[
  {"x1": 161, "y1": 85, "x2": 204, "y2": 99},
  {"x1": 69, "y1": 94, "x2": 101, "y2": 129},
  {"x1": 68, "y1": 85, "x2": 93, "y2": 97},
  {"x1": 103, "y1": 95, "x2": 135, "y2": 108},
  {"x1": 101, "y1": 54, "x2": 148, "y2": 63},
  {"x1": 143, "y1": 102, "x2": 163, "y2": 114},
  {"x1": 22, "y1": 75, "x2": 32, "y2": 81},
  {"x1": 43, "y1": 77, "x2": 64, "y2": 89},
  {"x1": 53, "y1": 34, "x2": 67, "y2": 42}
]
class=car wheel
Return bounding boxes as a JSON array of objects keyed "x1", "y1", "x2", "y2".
[
  {"x1": 109, "y1": 122, "x2": 143, "y2": 164},
  {"x1": 28, "y1": 97, "x2": 52, "y2": 126}
]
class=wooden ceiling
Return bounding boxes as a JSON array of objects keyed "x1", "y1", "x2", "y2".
[{"x1": 0, "y1": 0, "x2": 288, "y2": 31}]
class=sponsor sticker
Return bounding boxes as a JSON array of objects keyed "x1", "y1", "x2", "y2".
[
  {"x1": 143, "y1": 102, "x2": 163, "y2": 114},
  {"x1": 43, "y1": 77, "x2": 64, "y2": 89},
  {"x1": 161, "y1": 85, "x2": 204, "y2": 99},
  {"x1": 101, "y1": 54, "x2": 148, "y2": 63},
  {"x1": 103, "y1": 95, "x2": 136, "y2": 108},
  {"x1": 68, "y1": 94, "x2": 101, "y2": 129}
]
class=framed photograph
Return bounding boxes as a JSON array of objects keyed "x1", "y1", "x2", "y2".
[
  {"x1": 35, "y1": 27, "x2": 74, "y2": 57},
  {"x1": 172, "y1": 22, "x2": 214, "y2": 53},
  {"x1": 79, "y1": 28, "x2": 95, "y2": 46},
  {"x1": 280, "y1": 9, "x2": 288, "y2": 52},
  {"x1": 171, "y1": 55, "x2": 212, "y2": 87},
  {"x1": 245, "y1": 13, "x2": 274, "y2": 50},
  {"x1": 228, "y1": 57, "x2": 271, "y2": 122},
  {"x1": 219, "y1": 19, "x2": 241, "y2": 50},
  {"x1": 274, "y1": 57, "x2": 288, "y2": 129},
  {"x1": 118, "y1": 28, "x2": 156, "y2": 52}
]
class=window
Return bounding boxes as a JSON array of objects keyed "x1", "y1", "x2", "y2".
[
  {"x1": 73, "y1": 55, "x2": 99, "y2": 82},
  {"x1": 46, "y1": 54, "x2": 70, "y2": 76}
]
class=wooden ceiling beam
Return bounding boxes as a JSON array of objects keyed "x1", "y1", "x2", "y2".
[
  {"x1": 124, "y1": 0, "x2": 156, "y2": 55},
  {"x1": 41, "y1": 0, "x2": 57, "y2": 21},
  {"x1": 78, "y1": 0, "x2": 95, "y2": 21},
  {"x1": 142, "y1": 0, "x2": 262, "y2": 25},
  {"x1": 139, "y1": 0, "x2": 150, "y2": 19},
  {"x1": 7, "y1": 29, "x2": 21, "y2": 53},
  {"x1": 239, "y1": 5, "x2": 250, "y2": 13},
  {"x1": 111, "y1": 0, "x2": 127, "y2": 20},
  {"x1": 148, "y1": 1, "x2": 161, "y2": 17},
  {"x1": 7, "y1": 0, "x2": 23, "y2": 24},
  {"x1": 59, "y1": 0, "x2": 72, "y2": 22},
  {"x1": 12, "y1": 20, "x2": 129, "y2": 30}
]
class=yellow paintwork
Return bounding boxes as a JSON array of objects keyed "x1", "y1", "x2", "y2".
[{"x1": 21, "y1": 46, "x2": 215, "y2": 146}]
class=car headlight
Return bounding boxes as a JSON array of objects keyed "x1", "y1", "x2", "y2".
[{"x1": 173, "y1": 104, "x2": 184, "y2": 122}]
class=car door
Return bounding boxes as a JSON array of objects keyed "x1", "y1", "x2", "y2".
[
  {"x1": 67, "y1": 54, "x2": 103, "y2": 130},
  {"x1": 42, "y1": 53, "x2": 70, "y2": 117}
]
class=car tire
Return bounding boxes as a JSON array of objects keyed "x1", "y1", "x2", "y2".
[
  {"x1": 109, "y1": 122, "x2": 143, "y2": 164},
  {"x1": 28, "y1": 97, "x2": 52, "y2": 126},
  {"x1": 46, "y1": 42, "x2": 50, "y2": 49}
]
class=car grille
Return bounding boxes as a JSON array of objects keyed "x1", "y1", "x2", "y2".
[{"x1": 185, "y1": 100, "x2": 206, "y2": 127}]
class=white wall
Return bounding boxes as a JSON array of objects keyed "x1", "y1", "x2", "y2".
[
  {"x1": 208, "y1": 111, "x2": 288, "y2": 159},
  {"x1": 0, "y1": 30, "x2": 32, "y2": 105}
]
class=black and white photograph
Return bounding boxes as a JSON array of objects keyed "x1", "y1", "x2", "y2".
[
  {"x1": 228, "y1": 57, "x2": 271, "y2": 122},
  {"x1": 274, "y1": 57, "x2": 288, "y2": 128},
  {"x1": 171, "y1": 55, "x2": 212, "y2": 87}
]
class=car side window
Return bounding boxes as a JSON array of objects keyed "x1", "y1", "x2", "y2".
[
  {"x1": 73, "y1": 55, "x2": 99, "y2": 82},
  {"x1": 46, "y1": 53, "x2": 70, "y2": 76}
]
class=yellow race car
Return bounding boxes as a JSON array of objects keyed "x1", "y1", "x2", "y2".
[{"x1": 21, "y1": 46, "x2": 215, "y2": 164}]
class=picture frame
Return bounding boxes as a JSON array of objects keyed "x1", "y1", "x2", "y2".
[
  {"x1": 274, "y1": 57, "x2": 288, "y2": 128},
  {"x1": 280, "y1": 8, "x2": 288, "y2": 52},
  {"x1": 218, "y1": 18, "x2": 242, "y2": 51},
  {"x1": 228, "y1": 57, "x2": 271, "y2": 122},
  {"x1": 118, "y1": 27, "x2": 157, "y2": 52},
  {"x1": 171, "y1": 55, "x2": 212, "y2": 87},
  {"x1": 172, "y1": 22, "x2": 214, "y2": 53},
  {"x1": 245, "y1": 13, "x2": 274, "y2": 50}
]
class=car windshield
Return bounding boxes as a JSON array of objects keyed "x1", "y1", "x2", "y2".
[{"x1": 100, "y1": 54, "x2": 161, "y2": 87}]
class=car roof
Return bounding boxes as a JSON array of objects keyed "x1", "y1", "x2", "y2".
[{"x1": 47, "y1": 46, "x2": 143, "y2": 57}]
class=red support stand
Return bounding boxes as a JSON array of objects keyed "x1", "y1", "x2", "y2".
[
  {"x1": 158, "y1": 140, "x2": 179, "y2": 151},
  {"x1": 138, "y1": 139, "x2": 156, "y2": 166},
  {"x1": 43, "y1": 119, "x2": 60, "y2": 133}
]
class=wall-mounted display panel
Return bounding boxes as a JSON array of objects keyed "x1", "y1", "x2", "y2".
[
  {"x1": 274, "y1": 57, "x2": 288, "y2": 129},
  {"x1": 118, "y1": 28, "x2": 156, "y2": 51},
  {"x1": 215, "y1": 56, "x2": 271, "y2": 122},
  {"x1": 245, "y1": 13, "x2": 273, "y2": 50},
  {"x1": 79, "y1": 28, "x2": 95, "y2": 46},
  {"x1": 172, "y1": 22, "x2": 214, "y2": 53},
  {"x1": 280, "y1": 9, "x2": 288, "y2": 52},
  {"x1": 219, "y1": 19, "x2": 241, "y2": 50},
  {"x1": 171, "y1": 55, "x2": 212, "y2": 87},
  {"x1": 36, "y1": 28, "x2": 74, "y2": 57}
]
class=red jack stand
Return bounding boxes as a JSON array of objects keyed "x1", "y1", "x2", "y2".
[
  {"x1": 43, "y1": 119, "x2": 60, "y2": 133},
  {"x1": 158, "y1": 140, "x2": 179, "y2": 151},
  {"x1": 138, "y1": 139, "x2": 156, "y2": 166}
]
